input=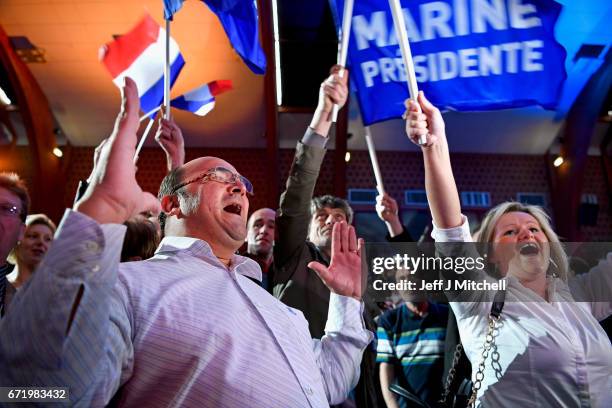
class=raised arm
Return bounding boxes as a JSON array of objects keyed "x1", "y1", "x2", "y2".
[
  {"x1": 274, "y1": 66, "x2": 348, "y2": 269},
  {"x1": 155, "y1": 115, "x2": 185, "y2": 173},
  {"x1": 405, "y1": 92, "x2": 462, "y2": 230},
  {"x1": 0, "y1": 77, "x2": 160, "y2": 404},
  {"x1": 376, "y1": 192, "x2": 414, "y2": 241}
]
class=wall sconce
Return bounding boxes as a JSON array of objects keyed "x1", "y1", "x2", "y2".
[
  {"x1": 52, "y1": 147, "x2": 63, "y2": 158},
  {"x1": 553, "y1": 156, "x2": 564, "y2": 167}
]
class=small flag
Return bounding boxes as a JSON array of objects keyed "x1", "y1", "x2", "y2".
[
  {"x1": 163, "y1": 0, "x2": 266, "y2": 75},
  {"x1": 163, "y1": 0, "x2": 184, "y2": 20},
  {"x1": 100, "y1": 13, "x2": 185, "y2": 115},
  {"x1": 171, "y1": 80, "x2": 233, "y2": 116}
]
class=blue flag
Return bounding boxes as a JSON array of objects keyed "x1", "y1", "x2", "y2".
[
  {"x1": 329, "y1": 0, "x2": 567, "y2": 126},
  {"x1": 163, "y1": 0, "x2": 266, "y2": 75}
]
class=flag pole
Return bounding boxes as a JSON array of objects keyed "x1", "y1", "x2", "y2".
[
  {"x1": 140, "y1": 106, "x2": 162, "y2": 122},
  {"x1": 164, "y1": 19, "x2": 171, "y2": 121},
  {"x1": 133, "y1": 118, "x2": 156, "y2": 164},
  {"x1": 332, "y1": 0, "x2": 354, "y2": 123},
  {"x1": 388, "y1": 0, "x2": 426, "y2": 145},
  {"x1": 364, "y1": 126, "x2": 385, "y2": 195}
]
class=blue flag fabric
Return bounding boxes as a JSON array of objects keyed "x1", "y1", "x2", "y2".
[
  {"x1": 164, "y1": 0, "x2": 266, "y2": 75},
  {"x1": 163, "y1": 0, "x2": 184, "y2": 20},
  {"x1": 329, "y1": 0, "x2": 567, "y2": 126}
]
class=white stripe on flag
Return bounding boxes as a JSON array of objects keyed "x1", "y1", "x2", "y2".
[
  {"x1": 194, "y1": 101, "x2": 215, "y2": 116},
  {"x1": 112, "y1": 27, "x2": 181, "y2": 96}
]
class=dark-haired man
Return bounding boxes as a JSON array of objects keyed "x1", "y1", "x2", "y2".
[{"x1": 273, "y1": 66, "x2": 355, "y2": 339}]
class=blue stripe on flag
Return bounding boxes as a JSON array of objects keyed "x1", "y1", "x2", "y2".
[
  {"x1": 171, "y1": 96, "x2": 214, "y2": 113},
  {"x1": 140, "y1": 53, "x2": 185, "y2": 115}
]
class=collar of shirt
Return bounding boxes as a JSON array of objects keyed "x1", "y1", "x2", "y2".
[
  {"x1": 156, "y1": 236, "x2": 263, "y2": 282},
  {"x1": 504, "y1": 274, "x2": 567, "y2": 303}
]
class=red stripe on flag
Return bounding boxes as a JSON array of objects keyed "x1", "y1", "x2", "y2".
[
  {"x1": 209, "y1": 80, "x2": 233, "y2": 96},
  {"x1": 101, "y1": 14, "x2": 160, "y2": 78}
]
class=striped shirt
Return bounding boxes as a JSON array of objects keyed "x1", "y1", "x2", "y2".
[
  {"x1": 376, "y1": 302, "x2": 448, "y2": 405},
  {"x1": 0, "y1": 210, "x2": 373, "y2": 407}
]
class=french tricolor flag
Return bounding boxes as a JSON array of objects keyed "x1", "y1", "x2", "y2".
[
  {"x1": 100, "y1": 14, "x2": 185, "y2": 115},
  {"x1": 171, "y1": 80, "x2": 233, "y2": 116}
]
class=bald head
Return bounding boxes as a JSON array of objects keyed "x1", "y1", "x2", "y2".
[
  {"x1": 159, "y1": 156, "x2": 250, "y2": 260},
  {"x1": 246, "y1": 208, "x2": 276, "y2": 258}
]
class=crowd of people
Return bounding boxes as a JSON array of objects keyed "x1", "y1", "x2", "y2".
[{"x1": 0, "y1": 66, "x2": 610, "y2": 408}]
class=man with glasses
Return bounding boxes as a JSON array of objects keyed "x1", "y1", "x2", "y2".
[
  {"x1": 0, "y1": 78, "x2": 372, "y2": 407},
  {"x1": 0, "y1": 172, "x2": 30, "y2": 317}
]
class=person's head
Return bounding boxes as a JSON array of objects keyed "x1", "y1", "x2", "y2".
[
  {"x1": 121, "y1": 217, "x2": 160, "y2": 262},
  {"x1": 246, "y1": 207, "x2": 276, "y2": 259},
  {"x1": 0, "y1": 172, "x2": 30, "y2": 265},
  {"x1": 158, "y1": 157, "x2": 252, "y2": 259},
  {"x1": 14, "y1": 214, "x2": 56, "y2": 269},
  {"x1": 308, "y1": 195, "x2": 353, "y2": 251},
  {"x1": 477, "y1": 202, "x2": 568, "y2": 281}
]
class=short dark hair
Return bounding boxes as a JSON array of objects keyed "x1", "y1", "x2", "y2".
[
  {"x1": 0, "y1": 172, "x2": 30, "y2": 222},
  {"x1": 157, "y1": 167, "x2": 185, "y2": 235},
  {"x1": 311, "y1": 195, "x2": 354, "y2": 224},
  {"x1": 121, "y1": 217, "x2": 160, "y2": 262}
]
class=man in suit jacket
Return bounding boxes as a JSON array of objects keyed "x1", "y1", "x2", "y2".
[{"x1": 273, "y1": 66, "x2": 354, "y2": 339}]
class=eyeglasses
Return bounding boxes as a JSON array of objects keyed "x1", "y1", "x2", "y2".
[
  {"x1": 0, "y1": 203, "x2": 21, "y2": 218},
  {"x1": 172, "y1": 167, "x2": 254, "y2": 195}
]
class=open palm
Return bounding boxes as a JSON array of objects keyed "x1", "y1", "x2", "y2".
[{"x1": 309, "y1": 222, "x2": 364, "y2": 300}]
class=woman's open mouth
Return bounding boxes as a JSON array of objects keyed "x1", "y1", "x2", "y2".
[{"x1": 518, "y1": 242, "x2": 540, "y2": 256}]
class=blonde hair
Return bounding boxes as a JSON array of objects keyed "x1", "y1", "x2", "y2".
[
  {"x1": 477, "y1": 202, "x2": 569, "y2": 281},
  {"x1": 8, "y1": 214, "x2": 56, "y2": 265},
  {"x1": 25, "y1": 213, "x2": 56, "y2": 233}
]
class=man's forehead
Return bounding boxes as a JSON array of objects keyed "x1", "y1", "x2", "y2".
[
  {"x1": 182, "y1": 157, "x2": 237, "y2": 177},
  {"x1": 316, "y1": 206, "x2": 345, "y2": 214},
  {"x1": 0, "y1": 187, "x2": 20, "y2": 206},
  {"x1": 249, "y1": 208, "x2": 275, "y2": 224}
]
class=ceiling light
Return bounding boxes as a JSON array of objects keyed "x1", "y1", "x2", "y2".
[
  {"x1": 53, "y1": 147, "x2": 63, "y2": 158},
  {"x1": 0, "y1": 87, "x2": 11, "y2": 105}
]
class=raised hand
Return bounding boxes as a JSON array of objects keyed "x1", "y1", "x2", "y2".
[
  {"x1": 404, "y1": 91, "x2": 446, "y2": 148},
  {"x1": 155, "y1": 114, "x2": 185, "y2": 172},
  {"x1": 310, "y1": 65, "x2": 349, "y2": 136},
  {"x1": 308, "y1": 221, "x2": 364, "y2": 300},
  {"x1": 75, "y1": 77, "x2": 161, "y2": 224},
  {"x1": 376, "y1": 193, "x2": 399, "y2": 223},
  {"x1": 376, "y1": 193, "x2": 405, "y2": 238}
]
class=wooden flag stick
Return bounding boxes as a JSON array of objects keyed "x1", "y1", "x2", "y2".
[
  {"x1": 332, "y1": 0, "x2": 354, "y2": 123},
  {"x1": 364, "y1": 126, "x2": 385, "y2": 194},
  {"x1": 388, "y1": 0, "x2": 426, "y2": 145}
]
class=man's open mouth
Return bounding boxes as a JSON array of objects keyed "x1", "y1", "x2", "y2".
[{"x1": 223, "y1": 203, "x2": 242, "y2": 215}]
